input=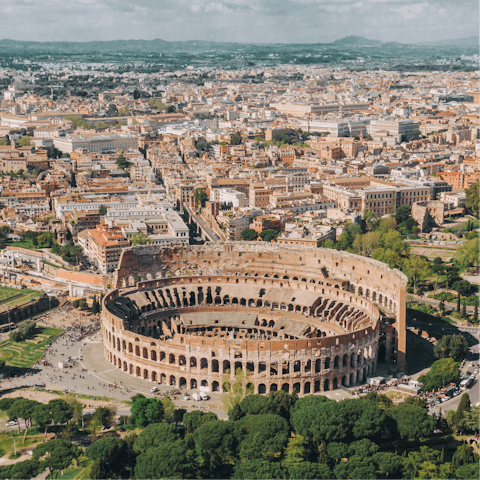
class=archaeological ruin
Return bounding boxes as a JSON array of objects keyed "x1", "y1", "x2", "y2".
[{"x1": 101, "y1": 243, "x2": 407, "y2": 395}]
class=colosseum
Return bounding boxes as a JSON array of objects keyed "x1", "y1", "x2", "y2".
[{"x1": 101, "y1": 243, "x2": 408, "y2": 396}]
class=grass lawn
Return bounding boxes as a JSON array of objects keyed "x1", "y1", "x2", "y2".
[
  {"x1": 0, "y1": 430, "x2": 46, "y2": 458},
  {"x1": 5, "y1": 240, "x2": 38, "y2": 250},
  {"x1": 0, "y1": 325, "x2": 63, "y2": 369},
  {"x1": 0, "y1": 287, "x2": 43, "y2": 308},
  {"x1": 56, "y1": 456, "x2": 93, "y2": 480}
]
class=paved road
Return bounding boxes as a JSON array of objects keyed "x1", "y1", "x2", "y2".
[{"x1": 410, "y1": 294, "x2": 477, "y2": 316}]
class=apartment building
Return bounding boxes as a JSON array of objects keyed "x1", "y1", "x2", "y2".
[{"x1": 79, "y1": 225, "x2": 130, "y2": 275}]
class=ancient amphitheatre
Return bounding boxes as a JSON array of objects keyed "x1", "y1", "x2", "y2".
[{"x1": 101, "y1": 242, "x2": 407, "y2": 396}]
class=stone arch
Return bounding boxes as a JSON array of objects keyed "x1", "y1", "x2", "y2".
[
  {"x1": 179, "y1": 377, "x2": 187, "y2": 387},
  {"x1": 152, "y1": 371, "x2": 157, "y2": 382},
  {"x1": 324, "y1": 357, "x2": 331, "y2": 369},
  {"x1": 258, "y1": 383, "x2": 266, "y2": 394},
  {"x1": 128, "y1": 343, "x2": 133, "y2": 353},
  {"x1": 212, "y1": 381, "x2": 220, "y2": 392},
  {"x1": 169, "y1": 353, "x2": 175, "y2": 364},
  {"x1": 332, "y1": 377, "x2": 338, "y2": 390},
  {"x1": 223, "y1": 360, "x2": 231, "y2": 373},
  {"x1": 314, "y1": 380, "x2": 321, "y2": 392},
  {"x1": 334, "y1": 356, "x2": 340, "y2": 368},
  {"x1": 123, "y1": 361, "x2": 127, "y2": 371},
  {"x1": 190, "y1": 357, "x2": 197, "y2": 368},
  {"x1": 136, "y1": 366, "x2": 141, "y2": 377},
  {"x1": 304, "y1": 382, "x2": 311, "y2": 394},
  {"x1": 142, "y1": 347, "x2": 148, "y2": 359},
  {"x1": 270, "y1": 383, "x2": 278, "y2": 392},
  {"x1": 129, "y1": 364, "x2": 133, "y2": 374},
  {"x1": 281, "y1": 383, "x2": 290, "y2": 392},
  {"x1": 324, "y1": 378, "x2": 329, "y2": 391},
  {"x1": 315, "y1": 359, "x2": 321, "y2": 373},
  {"x1": 293, "y1": 382, "x2": 301, "y2": 394},
  {"x1": 342, "y1": 354, "x2": 348, "y2": 367},
  {"x1": 151, "y1": 350, "x2": 157, "y2": 361},
  {"x1": 179, "y1": 355, "x2": 186, "y2": 366},
  {"x1": 342, "y1": 375, "x2": 348, "y2": 387},
  {"x1": 191, "y1": 378, "x2": 197, "y2": 389},
  {"x1": 201, "y1": 379, "x2": 208, "y2": 387},
  {"x1": 135, "y1": 345, "x2": 140, "y2": 356},
  {"x1": 169, "y1": 375, "x2": 176, "y2": 386}
]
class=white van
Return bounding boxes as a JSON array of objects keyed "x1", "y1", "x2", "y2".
[
  {"x1": 199, "y1": 391, "x2": 209, "y2": 401},
  {"x1": 192, "y1": 393, "x2": 201, "y2": 401}
]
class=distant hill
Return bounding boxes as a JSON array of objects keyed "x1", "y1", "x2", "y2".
[
  {"x1": 331, "y1": 36, "x2": 383, "y2": 46},
  {"x1": 421, "y1": 36, "x2": 478, "y2": 46},
  {"x1": 0, "y1": 36, "x2": 476, "y2": 55}
]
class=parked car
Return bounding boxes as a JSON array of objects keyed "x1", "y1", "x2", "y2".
[
  {"x1": 183, "y1": 393, "x2": 190, "y2": 401},
  {"x1": 150, "y1": 386, "x2": 158, "y2": 393}
]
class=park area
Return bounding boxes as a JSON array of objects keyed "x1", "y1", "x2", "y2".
[
  {"x1": 0, "y1": 325, "x2": 62, "y2": 369},
  {"x1": 0, "y1": 286, "x2": 43, "y2": 309}
]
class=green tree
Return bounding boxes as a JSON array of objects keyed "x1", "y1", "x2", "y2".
[
  {"x1": 402, "y1": 256, "x2": 431, "y2": 291},
  {"x1": 131, "y1": 232, "x2": 153, "y2": 246},
  {"x1": 234, "y1": 413, "x2": 290, "y2": 461},
  {"x1": 283, "y1": 434, "x2": 310, "y2": 464},
  {"x1": 182, "y1": 410, "x2": 218, "y2": 434},
  {"x1": 48, "y1": 399, "x2": 74, "y2": 429},
  {"x1": 454, "y1": 238, "x2": 479, "y2": 271},
  {"x1": 133, "y1": 423, "x2": 180, "y2": 454},
  {"x1": 17, "y1": 136, "x2": 31, "y2": 147},
  {"x1": 98, "y1": 205, "x2": 107, "y2": 216},
  {"x1": 473, "y1": 297, "x2": 478, "y2": 323},
  {"x1": 134, "y1": 440, "x2": 198, "y2": 479},
  {"x1": 194, "y1": 420, "x2": 236, "y2": 476},
  {"x1": 418, "y1": 358, "x2": 460, "y2": 391},
  {"x1": 33, "y1": 438, "x2": 80, "y2": 478},
  {"x1": 434, "y1": 335, "x2": 469, "y2": 362},
  {"x1": 286, "y1": 462, "x2": 333, "y2": 479},
  {"x1": 240, "y1": 228, "x2": 258, "y2": 241},
  {"x1": 386, "y1": 404, "x2": 435, "y2": 441},
  {"x1": 89, "y1": 458, "x2": 108, "y2": 480},
  {"x1": 259, "y1": 229, "x2": 279, "y2": 242},
  {"x1": 78, "y1": 298, "x2": 87, "y2": 310},
  {"x1": 230, "y1": 132, "x2": 242, "y2": 145},
  {"x1": 372, "y1": 451, "x2": 404, "y2": 478},
  {"x1": 85, "y1": 436, "x2": 128, "y2": 476},
  {"x1": 222, "y1": 368, "x2": 254, "y2": 416},
  {"x1": 455, "y1": 393, "x2": 471, "y2": 424},
  {"x1": 194, "y1": 188, "x2": 208, "y2": 208},
  {"x1": 160, "y1": 397, "x2": 176, "y2": 424},
  {"x1": 455, "y1": 463, "x2": 480, "y2": 480},
  {"x1": 323, "y1": 238, "x2": 335, "y2": 249},
  {"x1": 130, "y1": 397, "x2": 163, "y2": 428},
  {"x1": 233, "y1": 459, "x2": 287, "y2": 479},
  {"x1": 465, "y1": 182, "x2": 479, "y2": 216}
]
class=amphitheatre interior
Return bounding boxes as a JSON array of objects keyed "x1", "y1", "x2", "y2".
[{"x1": 102, "y1": 243, "x2": 407, "y2": 396}]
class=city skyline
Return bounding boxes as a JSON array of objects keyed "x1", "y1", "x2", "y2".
[{"x1": 0, "y1": 0, "x2": 477, "y2": 45}]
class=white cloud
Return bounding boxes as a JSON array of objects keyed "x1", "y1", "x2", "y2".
[{"x1": 390, "y1": 3, "x2": 428, "y2": 20}]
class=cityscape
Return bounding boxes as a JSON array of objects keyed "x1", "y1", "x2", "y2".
[{"x1": 0, "y1": 1, "x2": 478, "y2": 479}]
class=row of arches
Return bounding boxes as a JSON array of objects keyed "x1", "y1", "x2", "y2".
[
  {"x1": 106, "y1": 350, "x2": 373, "y2": 393},
  {"x1": 106, "y1": 347, "x2": 374, "y2": 376}
]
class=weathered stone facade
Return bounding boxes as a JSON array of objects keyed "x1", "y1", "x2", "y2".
[{"x1": 101, "y1": 243, "x2": 408, "y2": 394}]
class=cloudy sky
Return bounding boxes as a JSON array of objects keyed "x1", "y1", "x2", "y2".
[{"x1": 0, "y1": 0, "x2": 477, "y2": 44}]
